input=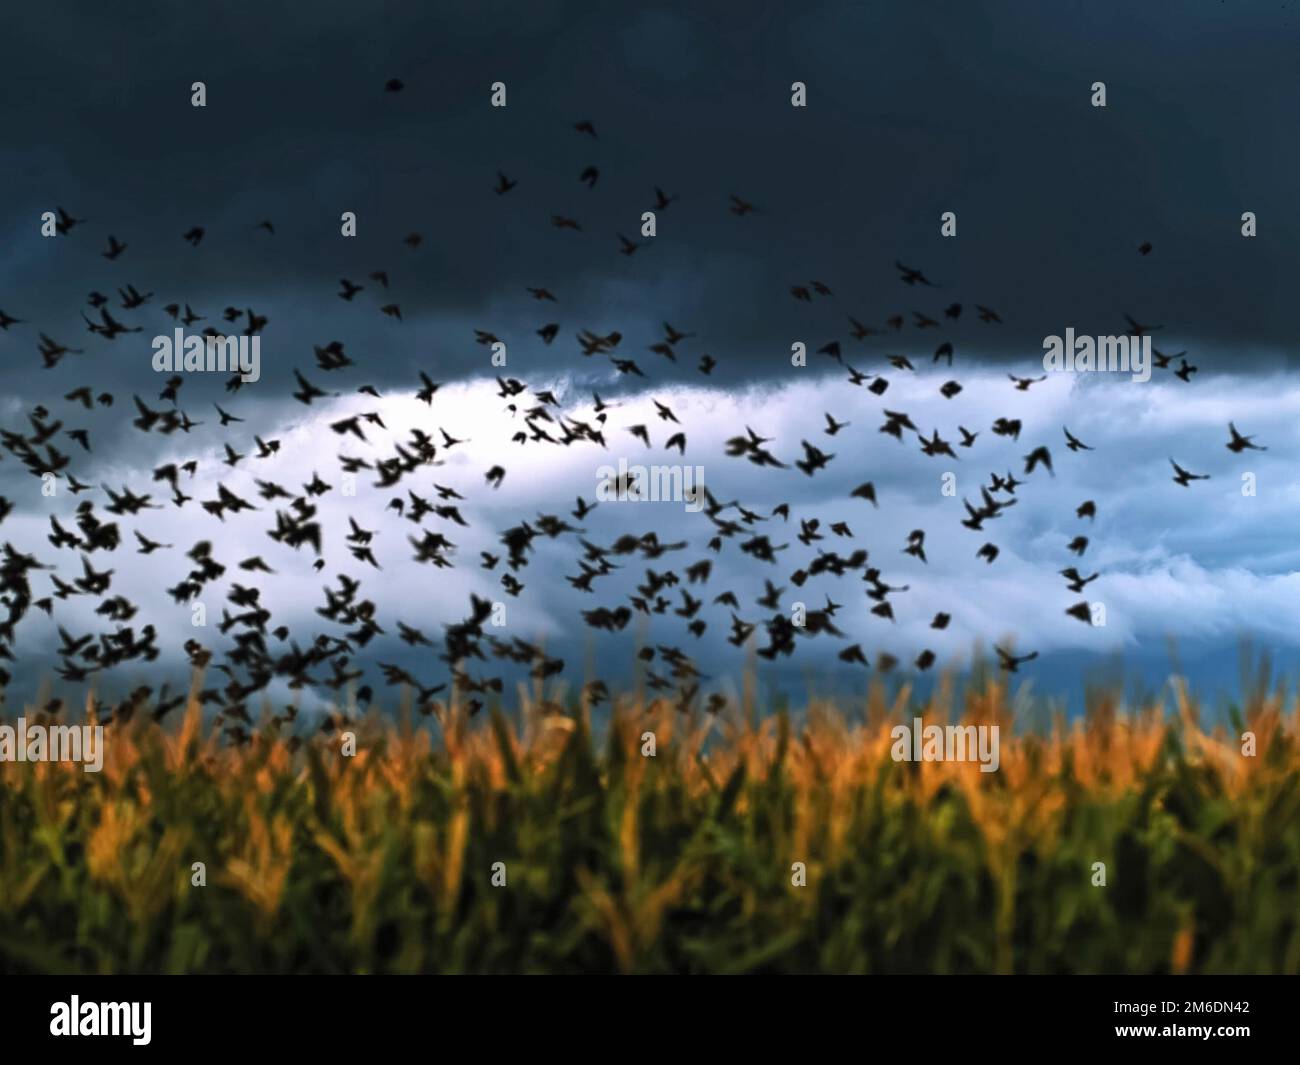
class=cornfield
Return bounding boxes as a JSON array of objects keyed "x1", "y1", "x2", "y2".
[{"x1": 1, "y1": 671, "x2": 1298, "y2": 974}]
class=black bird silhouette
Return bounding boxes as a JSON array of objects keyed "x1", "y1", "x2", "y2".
[
  {"x1": 1170, "y1": 459, "x2": 1210, "y2": 486},
  {"x1": 1009, "y1": 374, "x2": 1046, "y2": 391},
  {"x1": 850, "y1": 482, "x2": 878, "y2": 507},
  {"x1": 1063, "y1": 427, "x2": 1093, "y2": 452},
  {"x1": 995, "y1": 646, "x2": 1038, "y2": 672},
  {"x1": 1226, "y1": 423, "x2": 1266, "y2": 452},
  {"x1": 1060, "y1": 567, "x2": 1099, "y2": 593},
  {"x1": 1065, "y1": 602, "x2": 1094, "y2": 624},
  {"x1": 894, "y1": 261, "x2": 936, "y2": 286},
  {"x1": 1023, "y1": 446, "x2": 1054, "y2": 476}
]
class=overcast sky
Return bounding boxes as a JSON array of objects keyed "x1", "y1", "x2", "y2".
[{"x1": 1, "y1": 1, "x2": 1297, "y2": 715}]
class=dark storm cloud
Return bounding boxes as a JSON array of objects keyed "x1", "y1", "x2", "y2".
[{"x1": 2, "y1": 0, "x2": 1297, "y2": 410}]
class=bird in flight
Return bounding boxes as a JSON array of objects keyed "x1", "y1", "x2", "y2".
[
  {"x1": 1226, "y1": 423, "x2": 1266, "y2": 452},
  {"x1": 894, "y1": 261, "x2": 936, "y2": 286},
  {"x1": 1170, "y1": 459, "x2": 1211, "y2": 486}
]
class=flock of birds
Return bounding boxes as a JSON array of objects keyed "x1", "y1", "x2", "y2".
[{"x1": 0, "y1": 100, "x2": 1269, "y2": 740}]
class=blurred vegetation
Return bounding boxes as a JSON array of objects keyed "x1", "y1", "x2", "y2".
[{"x1": 1, "y1": 671, "x2": 1298, "y2": 974}]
